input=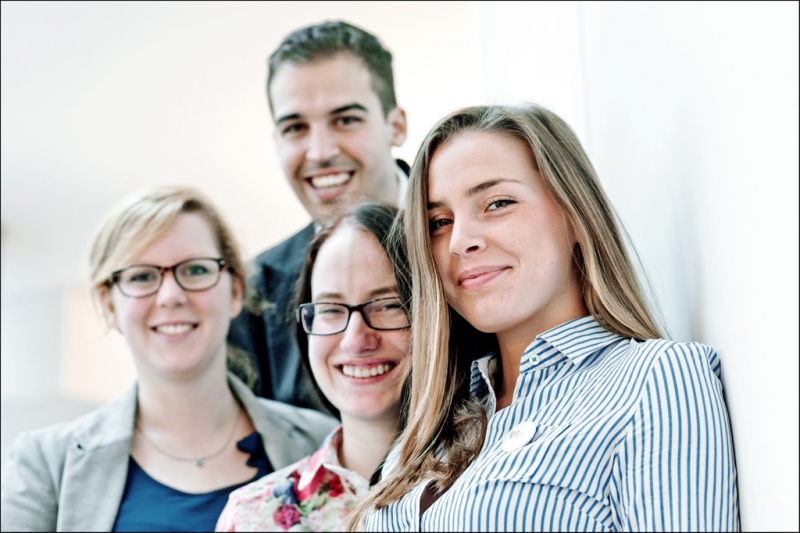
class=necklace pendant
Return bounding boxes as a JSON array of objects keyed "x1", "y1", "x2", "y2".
[{"x1": 194, "y1": 457, "x2": 203, "y2": 467}]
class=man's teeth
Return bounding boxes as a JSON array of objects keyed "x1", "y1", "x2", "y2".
[
  {"x1": 310, "y1": 172, "x2": 351, "y2": 189},
  {"x1": 341, "y1": 363, "x2": 393, "y2": 378},
  {"x1": 155, "y1": 324, "x2": 194, "y2": 335}
]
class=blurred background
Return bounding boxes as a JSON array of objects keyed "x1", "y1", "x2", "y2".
[{"x1": 1, "y1": 1, "x2": 797, "y2": 530}]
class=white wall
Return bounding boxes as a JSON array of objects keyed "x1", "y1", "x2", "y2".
[
  {"x1": 2, "y1": 2, "x2": 798, "y2": 530},
  {"x1": 0, "y1": 0, "x2": 483, "y2": 475},
  {"x1": 478, "y1": 2, "x2": 798, "y2": 530},
  {"x1": 583, "y1": 5, "x2": 799, "y2": 531},
  {"x1": 0, "y1": 1, "x2": 482, "y2": 297}
]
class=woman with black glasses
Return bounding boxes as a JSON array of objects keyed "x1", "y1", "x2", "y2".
[
  {"x1": 216, "y1": 203, "x2": 411, "y2": 532},
  {"x1": 0, "y1": 186, "x2": 337, "y2": 532}
]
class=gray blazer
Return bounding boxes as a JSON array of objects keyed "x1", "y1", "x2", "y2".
[{"x1": 0, "y1": 373, "x2": 337, "y2": 532}]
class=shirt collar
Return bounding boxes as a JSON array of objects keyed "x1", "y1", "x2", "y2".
[
  {"x1": 522, "y1": 315, "x2": 623, "y2": 371},
  {"x1": 470, "y1": 315, "x2": 624, "y2": 395},
  {"x1": 296, "y1": 425, "x2": 369, "y2": 495},
  {"x1": 297, "y1": 426, "x2": 342, "y2": 490}
]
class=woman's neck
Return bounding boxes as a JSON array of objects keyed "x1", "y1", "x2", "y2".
[
  {"x1": 494, "y1": 303, "x2": 589, "y2": 410},
  {"x1": 135, "y1": 360, "x2": 238, "y2": 437},
  {"x1": 338, "y1": 412, "x2": 401, "y2": 482}
]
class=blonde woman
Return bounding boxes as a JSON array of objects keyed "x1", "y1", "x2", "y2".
[
  {"x1": 1, "y1": 186, "x2": 337, "y2": 532},
  {"x1": 348, "y1": 105, "x2": 739, "y2": 531},
  {"x1": 217, "y1": 203, "x2": 411, "y2": 531}
]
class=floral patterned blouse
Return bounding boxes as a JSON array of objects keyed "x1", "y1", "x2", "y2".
[{"x1": 216, "y1": 426, "x2": 368, "y2": 532}]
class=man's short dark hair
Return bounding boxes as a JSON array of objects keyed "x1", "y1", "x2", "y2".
[{"x1": 267, "y1": 20, "x2": 397, "y2": 118}]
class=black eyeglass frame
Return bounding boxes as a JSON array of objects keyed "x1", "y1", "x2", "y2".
[
  {"x1": 106, "y1": 257, "x2": 228, "y2": 298},
  {"x1": 296, "y1": 296, "x2": 410, "y2": 336}
]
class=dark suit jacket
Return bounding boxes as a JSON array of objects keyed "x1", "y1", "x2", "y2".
[{"x1": 228, "y1": 160, "x2": 410, "y2": 414}]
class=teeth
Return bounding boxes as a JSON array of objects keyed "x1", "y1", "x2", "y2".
[
  {"x1": 310, "y1": 172, "x2": 351, "y2": 189},
  {"x1": 155, "y1": 324, "x2": 194, "y2": 335},
  {"x1": 341, "y1": 363, "x2": 393, "y2": 379}
]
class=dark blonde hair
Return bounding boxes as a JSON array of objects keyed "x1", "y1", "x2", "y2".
[
  {"x1": 89, "y1": 185, "x2": 255, "y2": 386},
  {"x1": 292, "y1": 202, "x2": 412, "y2": 419},
  {"x1": 347, "y1": 104, "x2": 661, "y2": 528}
]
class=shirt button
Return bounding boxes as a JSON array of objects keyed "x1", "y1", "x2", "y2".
[
  {"x1": 501, "y1": 421, "x2": 537, "y2": 452},
  {"x1": 529, "y1": 355, "x2": 539, "y2": 364}
]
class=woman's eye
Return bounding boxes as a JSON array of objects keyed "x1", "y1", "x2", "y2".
[
  {"x1": 487, "y1": 198, "x2": 516, "y2": 211},
  {"x1": 428, "y1": 218, "x2": 453, "y2": 234},
  {"x1": 186, "y1": 265, "x2": 210, "y2": 276}
]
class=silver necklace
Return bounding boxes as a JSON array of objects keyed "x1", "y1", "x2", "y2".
[{"x1": 136, "y1": 406, "x2": 242, "y2": 467}]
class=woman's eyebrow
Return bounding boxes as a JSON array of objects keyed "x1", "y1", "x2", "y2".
[
  {"x1": 369, "y1": 286, "x2": 400, "y2": 298},
  {"x1": 466, "y1": 177, "x2": 521, "y2": 197},
  {"x1": 312, "y1": 286, "x2": 398, "y2": 302},
  {"x1": 428, "y1": 177, "x2": 522, "y2": 209},
  {"x1": 313, "y1": 292, "x2": 344, "y2": 301}
]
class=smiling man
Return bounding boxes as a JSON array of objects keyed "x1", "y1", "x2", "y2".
[{"x1": 228, "y1": 21, "x2": 409, "y2": 413}]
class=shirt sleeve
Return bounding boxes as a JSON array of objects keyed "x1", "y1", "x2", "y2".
[
  {"x1": 214, "y1": 472, "x2": 284, "y2": 532},
  {"x1": 610, "y1": 342, "x2": 739, "y2": 531}
]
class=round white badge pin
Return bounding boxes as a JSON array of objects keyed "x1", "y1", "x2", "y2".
[{"x1": 501, "y1": 421, "x2": 537, "y2": 452}]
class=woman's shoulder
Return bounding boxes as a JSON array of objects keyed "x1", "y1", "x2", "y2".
[
  {"x1": 227, "y1": 458, "x2": 308, "y2": 508},
  {"x1": 254, "y1": 396, "x2": 337, "y2": 425},
  {"x1": 607, "y1": 338, "x2": 727, "y2": 402},
  {"x1": 1, "y1": 384, "x2": 137, "y2": 533},
  {"x1": 217, "y1": 458, "x2": 313, "y2": 532},
  {"x1": 218, "y1": 426, "x2": 361, "y2": 532},
  {"x1": 250, "y1": 397, "x2": 338, "y2": 439},
  {"x1": 631, "y1": 338, "x2": 721, "y2": 377},
  {"x1": 228, "y1": 373, "x2": 337, "y2": 436},
  {"x1": 9, "y1": 383, "x2": 137, "y2": 460}
]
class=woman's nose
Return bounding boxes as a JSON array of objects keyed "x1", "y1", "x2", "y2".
[
  {"x1": 448, "y1": 217, "x2": 483, "y2": 257},
  {"x1": 339, "y1": 310, "x2": 380, "y2": 354},
  {"x1": 155, "y1": 271, "x2": 187, "y2": 306}
]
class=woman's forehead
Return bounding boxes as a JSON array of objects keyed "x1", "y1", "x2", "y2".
[
  {"x1": 427, "y1": 132, "x2": 537, "y2": 206},
  {"x1": 312, "y1": 225, "x2": 395, "y2": 295},
  {"x1": 118, "y1": 213, "x2": 220, "y2": 266}
]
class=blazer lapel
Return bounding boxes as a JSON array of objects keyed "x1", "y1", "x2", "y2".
[
  {"x1": 56, "y1": 383, "x2": 137, "y2": 531},
  {"x1": 228, "y1": 373, "x2": 303, "y2": 469}
]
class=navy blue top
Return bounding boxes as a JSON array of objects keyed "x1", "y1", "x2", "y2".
[{"x1": 113, "y1": 432, "x2": 272, "y2": 532}]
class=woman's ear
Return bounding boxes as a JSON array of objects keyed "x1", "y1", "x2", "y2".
[
  {"x1": 99, "y1": 285, "x2": 121, "y2": 333},
  {"x1": 229, "y1": 276, "x2": 244, "y2": 319}
]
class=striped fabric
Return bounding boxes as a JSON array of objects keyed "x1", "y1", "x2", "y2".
[{"x1": 366, "y1": 316, "x2": 739, "y2": 531}]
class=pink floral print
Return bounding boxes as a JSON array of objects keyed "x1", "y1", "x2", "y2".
[
  {"x1": 273, "y1": 503, "x2": 301, "y2": 531},
  {"x1": 216, "y1": 427, "x2": 369, "y2": 532}
]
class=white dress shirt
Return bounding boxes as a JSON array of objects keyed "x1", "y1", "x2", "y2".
[{"x1": 366, "y1": 316, "x2": 739, "y2": 531}]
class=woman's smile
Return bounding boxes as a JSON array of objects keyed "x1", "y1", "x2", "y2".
[{"x1": 456, "y1": 265, "x2": 511, "y2": 290}]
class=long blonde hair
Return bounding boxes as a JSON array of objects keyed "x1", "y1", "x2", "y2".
[{"x1": 346, "y1": 104, "x2": 661, "y2": 528}]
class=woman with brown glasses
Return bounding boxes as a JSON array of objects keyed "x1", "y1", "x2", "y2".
[{"x1": 1, "y1": 186, "x2": 336, "y2": 531}]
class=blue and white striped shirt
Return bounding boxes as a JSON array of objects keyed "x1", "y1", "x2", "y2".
[{"x1": 367, "y1": 316, "x2": 739, "y2": 531}]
